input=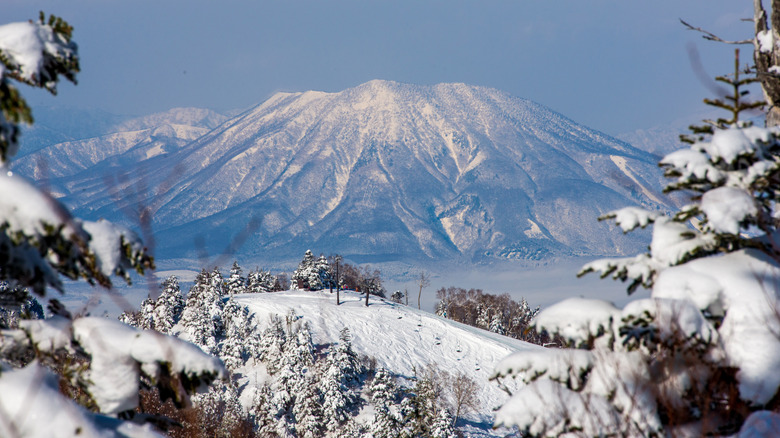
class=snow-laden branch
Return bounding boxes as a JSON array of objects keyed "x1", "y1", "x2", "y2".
[
  {"x1": 0, "y1": 171, "x2": 154, "y2": 295},
  {"x1": 17, "y1": 316, "x2": 226, "y2": 414}
]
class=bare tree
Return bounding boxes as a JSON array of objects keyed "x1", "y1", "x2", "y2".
[
  {"x1": 450, "y1": 372, "x2": 479, "y2": 426},
  {"x1": 753, "y1": 0, "x2": 780, "y2": 126},
  {"x1": 328, "y1": 254, "x2": 342, "y2": 305},
  {"x1": 682, "y1": 0, "x2": 780, "y2": 126},
  {"x1": 416, "y1": 271, "x2": 430, "y2": 310}
]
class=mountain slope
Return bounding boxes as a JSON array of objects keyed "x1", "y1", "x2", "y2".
[{"x1": 19, "y1": 81, "x2": 668, "y2": 262}]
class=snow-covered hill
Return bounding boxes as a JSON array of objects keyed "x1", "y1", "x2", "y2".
[
  {"x1": 17, "y1": 80, "x2": 669, "y2": 263},
  {"x1": 233, "y1": 289, "x2": 538, "y2": 435}
]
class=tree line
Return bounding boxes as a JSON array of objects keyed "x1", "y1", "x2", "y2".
[{"x1": 434, "y1": 287, "x2": 557, "y2": 346}]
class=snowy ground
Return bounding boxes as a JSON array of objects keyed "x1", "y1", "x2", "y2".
[{"x1": 235, "y1": 289, "x2": 539, "y2": 436}]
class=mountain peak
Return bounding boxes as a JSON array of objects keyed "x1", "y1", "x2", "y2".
[{"x1": 24, "y1": 81, "x2": 667, "y2": 263}]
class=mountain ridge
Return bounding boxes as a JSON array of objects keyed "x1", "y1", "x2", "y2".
[{"x1": 17, "y1": 80, "x2": 668, "y2": 263}]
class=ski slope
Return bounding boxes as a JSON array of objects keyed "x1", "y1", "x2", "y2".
[{"x1": 235, "y1": 289, "x2": 541, "y2": 433}]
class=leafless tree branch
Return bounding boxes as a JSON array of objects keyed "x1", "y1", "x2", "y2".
[{"x1": 680, "y1": 19, "x2": 753, "y2": 45}]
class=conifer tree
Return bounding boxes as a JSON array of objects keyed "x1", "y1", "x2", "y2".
[
  {"x1": 370, "y1": 367, "x2": 404, "y2": 438},
  {"x1": 292, "y1": 250, "x2": 319, "y2": 290},
  {"x1": 430, "y1": 409, "x2": 458, "y2": 438},
  {"x1": 180, "y1": 269, "x2": 224, "y2": 355},
  {"x1": 247, "y1": 267, "x2": 277, "y2": 293},
  {"x1": 153, "y1": 275, "x2": 185, "y2": 335},
  {"x1": 256, "y1": 314, "x2": 287, "y2": 372},
  {"x1": 226, "y1": 261, "x2": 246, "y2": 295},
  {"x1": 220, "y1": 296, "x2": 251, "y2": 371},
  {"x1": 193, "y1": 381, "x2": 246, "y2": 438},
  {"x1": 400, "y1": 374, "x2": 440, "y2": 437},
  {"x1": 493, "y1": 51, "x2": 780, "y2": 436},
  {"x1": 292, "y1": 371, "x2": 323, "y2": 438},
  {"x1": 319, "y1": 328, "x2": 363, "y2": 433},
  {"x1": 138, "y1": 296, "x2": 156, "y2": 330},
  {"x1": 271, "y1": 322, "x2": 315, "y2": 429},
  {"x1": 316, "y1": 254, "x2": 334, "y2": 289}
]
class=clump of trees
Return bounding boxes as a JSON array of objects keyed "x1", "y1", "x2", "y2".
[
  {"x1": 292, "y1": 250, "x2": 386, "y2": 297},
  {"x1": 435, "y1": 287, "x2": 553, "y2": 345}
]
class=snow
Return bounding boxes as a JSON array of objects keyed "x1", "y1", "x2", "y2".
[
  {"x1": 493, "y1": 379, "x2": 620, "y2": 436},
  {"x1": 0, "y1": 18, "x2": 77, "y2": 96},
  {"x1": 17, "y1": 315, "x2": 72, "y2": 352},
  {"x1": 649, "y1": 217, "x2": 715, "y2": 266},
  {"x1": 654, "y1": 249, "x2": 780, "y2": 405},
  {"x1": 696, "y1": 126, "x2": 773, "y2": 165},
  {"x1": 605, "y1": 206, "x2": 661, "y2": 233},
  {"x1": 0, "y1": 362, "x2": 163, "y2": 438},
  {"x1": 757, "y1": 30, "x2": 775, "y2": 54},
  {"x1": 0, "y1": 22, "x2": 47, "y2": 83},
  {"x1": 532, "y1": 297, "x2": 619, "y2": 346},
  {"x1": 660, "y1": 148, "x2": 724, "y2": 185},
  {"x1": 700, "y1": 187, "x2": 757, "y2": 234},
  {"x1": 492, "y1": 348, "x2": 593, "y2": 389},
  {"x1": 18, "y1": 316, "x2": 226, "y2": 415},
  {"x1": 0, "y1": 169, "x2": 79, "y2": 238},
  {"x1": 739, "y1": 411, "x2": 780, "y2": 438},
  {"x1": 82, "y1": 220, "x2": 145, "y2": 277},
  {"x1": 234, "y1": 290, "x2": 539, "y2": 428},
  {"x1": 523, "y1": 219, "x2": 544, "y2": 238},
  {"x1": 609, "y1": 155, "x2": 665, "y2": 204},
  {"x1": 621, "y1": 298, "x2": 717, "y2": 347}
]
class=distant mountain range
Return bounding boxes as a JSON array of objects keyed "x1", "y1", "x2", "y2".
[{"x1": 14, "y1": 80, "x2": 670, "y2": 263}]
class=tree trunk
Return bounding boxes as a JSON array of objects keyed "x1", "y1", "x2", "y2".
[{"x1": 754, "y1": 0, "x2": 780, "y2": 126}]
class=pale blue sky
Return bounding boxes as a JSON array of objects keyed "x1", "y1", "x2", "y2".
[{"x1": 6, "y1": 0, "x2": 755, "y2": 135}]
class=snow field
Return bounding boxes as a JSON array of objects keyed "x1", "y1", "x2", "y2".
[{"x1": 234, "y1": 289, "x2": 540, "y2": 428}]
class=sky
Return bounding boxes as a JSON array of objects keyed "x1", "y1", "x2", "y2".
[{"x1": 5, "y1": 0, "x2": 756, "y2": 136}]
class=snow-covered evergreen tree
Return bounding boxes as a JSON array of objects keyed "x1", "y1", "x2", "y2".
[
  {"x1": 488, "y1": 312, "x2": 505, "y2": 335},
  {"x1": 390, "y1": 290, "x2": 405, "y2": 304},
  {"x1": 247, "y1": 267, "x2": 278, "y2": 293},
  {"x1": 271, "y1": 322, "x2": 315, "y2": 431},
  {"x1": 320, "y1": 327, "x2": 363, "y2": 433},
  {"x1": 138, "y1": 296, "x2": 155, "y2": 330},
  {"x1": 399, "y1": 371, "x2": 445, "y2": 437},
  {"x1": 250, "y1": 382, "x2": 282, "y2": 437},
  {"x1": 153, "y1": 275, "x2": 184, "y2": 335},
  {"x1": 226, "y1": 261, "x2": 246, "y2": 295},
  {"x1": 219, "y1": 296, "x2": 252, "y2": 371},
  {"x1": 180, "y1": 269, "x2": 225, "y2": 355},
  {"x1": 316, "y1": 254, "x2": 334, "y2": 290},
  {"x1": 292, "y1": 250, "x2": 331, "y2": 291},
  {"x1": 370, "y1": 367, "x2": 404, "y2": 438},
  {"x1": 192, "y1": 380, "x2": 246, "y2": 438},
  {"x1": 492, "y1": 52, "x2": 780, "y2": 437},
  {"x1": 292, "y1": 371, "x2": 323, "y2": 438},
  {"x1": 430, "y1": 409, "x2": 458, "y2": 438}
]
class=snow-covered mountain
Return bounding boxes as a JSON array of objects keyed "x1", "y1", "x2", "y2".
[
  {"x1": 16, "y1": 81, "x2": 668, "y2": 262},
  {"x1": 13, "y1": 107, "x2": 228, "y2": 183}
]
